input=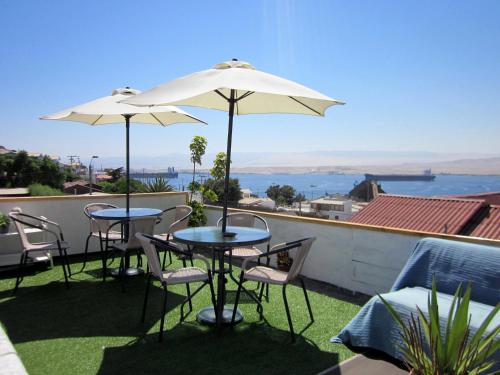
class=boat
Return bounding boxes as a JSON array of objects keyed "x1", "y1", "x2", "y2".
[
  {"x1": 130, "y1": 166, "x2": 178, "y2": 179},
  {"x1": 364, "y1": 169, "x2": 436, "y2": 182}
]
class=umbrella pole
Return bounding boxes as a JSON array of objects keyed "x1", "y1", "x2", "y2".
[
  {"x1": 124, "y1": 114, "x2": 132, "y2": 212},
  {"x1": 221, "y1": 89, "x2": 236, "y2": 235}
]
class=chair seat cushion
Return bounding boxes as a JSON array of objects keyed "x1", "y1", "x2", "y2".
[
  {"x1": 25, "y1": 241, "x2": 70, "y2": 252},
  {"x1": 92, "y1": 230, "x2": 122, "y2": 241},
  {"x1": 225, "y1": 246, "x2": 263, "y2": 258},
  {"x1": 244, "y1": 266, "x2": 288, "y2": 284},
  {"x1": 162, "y1": 267, "x2": 208, "y2": 284}
]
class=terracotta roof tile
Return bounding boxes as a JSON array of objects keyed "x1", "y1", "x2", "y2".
[
  {"x1": 350, "y1": 194, "x2": 485, "y2": 234},
  {"x1": 470, "y1": 205, "x2": 500, "y2": 240}
]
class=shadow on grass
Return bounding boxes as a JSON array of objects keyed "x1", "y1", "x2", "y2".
[
  {"x1": 96, "y1": 322, "x2": 339, "y2": 375},
  {"x1": 0, "y1": 277, "x2": 185, "y2": 344}
]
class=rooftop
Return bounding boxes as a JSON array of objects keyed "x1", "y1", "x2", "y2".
[{"x1": 350, "y1": 194, "x2": 486, "y2": 235}]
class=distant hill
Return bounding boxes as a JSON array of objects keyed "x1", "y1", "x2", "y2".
[{"x1": 95, "y1": 151, "x2": 500, "y2": 176}]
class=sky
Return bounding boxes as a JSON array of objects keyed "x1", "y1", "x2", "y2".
[{"x1": 1, "y1": 0, "x2": 499, "y2": 167}]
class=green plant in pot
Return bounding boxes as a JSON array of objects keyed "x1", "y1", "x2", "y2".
[
  {"x1": 379, "y1": 279, "x2": 499, "y2": 375},
  {"x1": 0, "y1": 212, "x2": 10, "y2": 234},
  {"x1": 277, "y1": 251, "x2": 293, "y2": 271}
]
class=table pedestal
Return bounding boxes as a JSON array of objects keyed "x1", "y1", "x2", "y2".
[
  {"x1": 197, "y1": 306, "x2": 243, "y2": 325},
  {"x1": 109, "y1": 267, "x2": 144, "y2": 277}
]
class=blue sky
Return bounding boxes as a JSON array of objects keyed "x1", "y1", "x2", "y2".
[{"x1": 1, "y1": 0, "x2": 499, "y2": 164}]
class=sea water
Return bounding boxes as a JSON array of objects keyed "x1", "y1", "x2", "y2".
[{"x1": 138, "y1": 173, "x2": 500, "y2": 200}]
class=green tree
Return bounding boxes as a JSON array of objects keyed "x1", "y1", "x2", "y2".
[
  {"x1": 106, "y1": 167, "x2": 123, "y2": 183},
  {"x1": 189, "y1": 136, "x2": 207, "y2": 202},
  {"x1": 0, "y1": 151, "x2": 65, "y2": 189},
  {"x1": 100, "y1": 177, "x2": 146, "y2": 194},
  {"x1": 266, "y1": 184, "x2": 297, "y2": 206},
  {"x1": 266, "y1": 184, "x2": 281, "y2": 201},
  {"x1": 210, "y1": 152, "x2": 227, "y2": 181},
  {"x1": 204, "y1": 178, "x2": 242, "y2": 205}
]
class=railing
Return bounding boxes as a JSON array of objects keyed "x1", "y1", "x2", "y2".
[
  {"x1": 1, "y1": 194, "x2": 498, "y2": 296},
  {"x1": 0, "y1": 192, "x2": 188, "y2": 265}
]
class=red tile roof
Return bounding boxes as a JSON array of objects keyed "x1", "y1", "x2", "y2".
[
  {"x1": 350, "y1": 194, "x2": 485, "y2": 234},
  {"x1": 470, "y1": 205, "x2": 500, "y2": 240},
  {"x1": 452, "y1": 192, "x2": 500, "y2": 206}
]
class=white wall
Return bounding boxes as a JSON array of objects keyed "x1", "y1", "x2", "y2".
[
  {"x1": 0, "y1": 192, "x2": 188, "y2": 265},
  {"x1": 205, "y1": 206, "x2": 500, "y2": 296}
]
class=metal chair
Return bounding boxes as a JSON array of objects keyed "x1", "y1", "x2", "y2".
[
  {"x1": 108, "y1": 216, "x2": 157, "y2": 290},
  {"x1": 81, "y1": 203, "x2": 123, "y2": 273},
  {"x1": 154, "y1": 205, "x2": 192, "y2": 269},
  {"x1": 8, "y1": 210, "x2": 71, "y2": 294},
  {"x1": 136, "y1": 233, "x2": 216, "y2": 342},
  {"x1": 217, "y1": 212, "x2": 271, "y2": 297},
  {"x1": 231, "y1": 237, "x2": 316, "y2": 342}
]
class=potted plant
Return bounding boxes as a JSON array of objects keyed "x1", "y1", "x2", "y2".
[
  {"x1": 0, "y1": 211, "x2": 10, "y2": 234},
  {"x1": 379, "y1": 279, "x2": 499, "y2": 374},
  {"x1": 277, "y1": 251, "x2": 293, "y2": 271}
]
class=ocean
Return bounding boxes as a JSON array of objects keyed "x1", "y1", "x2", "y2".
[{"x1": 138, "y1": 173, "x2": 500, "y2": 200}]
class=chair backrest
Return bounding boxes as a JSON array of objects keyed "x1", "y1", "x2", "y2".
[
  {"x1": 84, "y1": 203, "x2": 118, "y2": 233},
  {"x1": 8, "y1": 210, "x2": 31, "y2": 250},
  {"x1": 217, "y1": 212, "x2": 269, "y2": 231},
  {"x1": 124, "y1": 216, "x2": 157, "y2": 249},
  {"x1": 286, "y1": 237, "x2": 316, "y2": 282},
  {"x1": 168, "y1": 205, "x2": 192, "y2": 234},
  {"x1": 135, "y1": 233, "x2": 163, "y2": 280}
]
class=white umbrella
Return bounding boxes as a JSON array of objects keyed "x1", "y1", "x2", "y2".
[
  {"x1": 41, "y1": 87, "x2": 206, "y2": 210},
  {"x1": 123, "y1": 60, "x2": 345, "y2": 234}
]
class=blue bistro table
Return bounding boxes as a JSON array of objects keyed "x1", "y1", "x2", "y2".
[
  {"x1": 173, "y1": 226, "x2": 271, "y2": 330},
  {"x1": 90, "y1": 208, "x2": 163, "y2": 276}
]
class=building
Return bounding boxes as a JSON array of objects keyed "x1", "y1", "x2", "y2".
[
  {"x1": 310, "y1": 196, "x2": 353, "y2": 220},
  {"x1": 63, "y1": 181, "x2": 103, "y2": 195},
  {"x1": 350, "y1": 193, "x2": 500, "y2": 239}
]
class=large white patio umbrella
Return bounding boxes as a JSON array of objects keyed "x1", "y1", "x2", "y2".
[
  {"x1": 123, "y1": 60, "x2": 345, "y2": 234},
  {"x1": 41, "y1": 87, "x2": 206, "y2": 211}
]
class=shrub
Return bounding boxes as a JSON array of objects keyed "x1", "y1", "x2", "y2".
[{"x1": 28, "y1": 183, "x2": 63, "y2": 196}]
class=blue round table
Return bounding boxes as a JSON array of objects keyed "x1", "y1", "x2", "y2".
[
  {"x1": 90, "y1": 208, "x2": 163, "y2": 276},
  {"x1": 173, "y1": 226, "x2": 271, "y2": 329}
]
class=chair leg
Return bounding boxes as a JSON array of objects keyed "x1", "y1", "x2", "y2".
[
  {"x1": 141, "y1": 273, "x2": 152, "y2": 322},
  {"x1": 231, "y1": 272, "x2": 244, "y2": 327},
  {"x1": 63, "y1": 248, "x2": 72, "y2": 277},
  {"x1": 80, "y1": 233, "x2": 92, "y2": 272},
  {"x1": 119, "y1": 253, "x2": 126, "y2": 292},
  {"x1": 182, "y1": 258, "x2": 193, "y2": 312},
  {"x1": 12, "y1": 252, "x2": 27, "y2": 295},
  {"x1": 300, "y1": 278, "x2": 314, "y2": 322},
  {"x1": 100, "y1": 238, "x2": 107, "y2": 282},
  {"x1": 159, "y1": 283, "x2": 168, "y2": 342},
  {"x1": 208, "y1": 272, "x2": 217, "y2": 313},
  {"x1": 58, "y1": 245, "x2": 70, "y2": 289},
  {"x1": 282, "y1": 284, "x2": 295, "y2": 342}
]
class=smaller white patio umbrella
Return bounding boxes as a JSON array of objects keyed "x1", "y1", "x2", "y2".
[{"x1": 41, "y1": 87, "x2": 206, "y2": 210}]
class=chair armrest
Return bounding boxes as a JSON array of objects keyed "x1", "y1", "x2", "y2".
[
  {"x1": 105, "y1": 220, "x2": 124, "y2": 241},
  {"x1": 192, "y1": 254, "x2": 211, "y2": 271}
]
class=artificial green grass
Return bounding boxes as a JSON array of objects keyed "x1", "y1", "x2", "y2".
[{"x1": 0, "y1": 256, "x2": 361, "y2": 375}]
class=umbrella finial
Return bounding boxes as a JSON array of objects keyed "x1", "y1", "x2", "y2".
[{"x1": 232, "y1": 58, "x2": 238, "y2": 61}]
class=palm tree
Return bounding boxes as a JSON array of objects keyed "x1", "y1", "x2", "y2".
[{"x1": 144, "y1": 177, "x2": 174, "y2": 193}]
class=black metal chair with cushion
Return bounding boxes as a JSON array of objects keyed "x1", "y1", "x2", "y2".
[
  {"x1": 231, "y1": 237, "x2": 316, "y2": 342},
  {"x1": 81, "y1": 203, "x2": 123, "y2": 273},
  {"x1": 154, "y1": 205, "x2": 192, "y2": 269},
  {"x1": 8, "y1": 210, "x2": 71, "y2": 294},
  {"x1": 136, "y1": 233, "x2": 216, "y2": 342},
  {"x1": 217, "y1": 212, "x2": 271, "y2": 297}
]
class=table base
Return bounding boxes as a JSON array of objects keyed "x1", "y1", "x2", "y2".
[
  {"x1": 109, "y1": 267, "x2": 144, "y2": 277},
  {"x1": 197, "y1": 306, "x2": 243, "y2": 326}
]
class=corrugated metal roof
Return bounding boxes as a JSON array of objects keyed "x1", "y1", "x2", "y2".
[
  {"x1": 453, "y1": 192, "x2": 500, "y2": 206},
  {"x1": 470, "y1": 205, "x2": 500, "y2": 240},
  {"x1": 350, "y1": 194, "x2": 485, "y2": 234}
]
